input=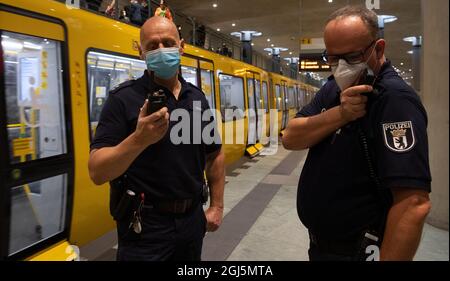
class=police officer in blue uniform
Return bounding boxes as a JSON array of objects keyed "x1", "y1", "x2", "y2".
[
  {"x1": 88, "y1": 16, "x2": 225, "y2": 261},
  {"x1": 283, "y1": 6, "x2": 432, "y2": 261}
]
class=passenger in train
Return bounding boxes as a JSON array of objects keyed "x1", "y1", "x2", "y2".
[
  {"x1": 124, "y1": 0, "x2": 149, "y2": 26},
  {"x1": 282, "y1": 6, "x2": 431, "y2": 261},
  {"x1": 105, "y1": 0, "x2": 116, "y2": 17},
  {"x1": 88, "y1": 16, "x2": 225, "y2": 261},
  {"x1": 154, "y1": 0, "x2": 173, "y2": 22}
]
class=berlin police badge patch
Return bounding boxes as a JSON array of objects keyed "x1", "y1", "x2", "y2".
[{"x1": 383, "y1": 121, "x2": 416, "y2": 153}]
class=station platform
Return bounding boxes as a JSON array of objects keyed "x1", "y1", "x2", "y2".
[{"x1": 80, "y1": 145, "x2": 449, "y2": 261}]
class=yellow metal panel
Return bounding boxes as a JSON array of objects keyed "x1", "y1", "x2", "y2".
[
  {"x1": 181, "y1": 56, "x2": 198, "y2": 68},
  {"x1": 27, "y1": 241, "x2": 76, "y2": 261},
  {"x1": 0, "y1": 11, "x2": 64, "y2": 41},
  {"x1": 200, "y1": 60, "x2": 213, "y2": 70},
  {"x1": 12, "y1": 138, "x2": 33, "y2": 158}
]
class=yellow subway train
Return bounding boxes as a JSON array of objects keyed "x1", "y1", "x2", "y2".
[{"x1": 0, "y1": 0, "x2": 318, "y2": 260}]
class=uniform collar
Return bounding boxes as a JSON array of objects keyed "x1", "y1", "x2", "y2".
[{"x1": 377, "y1": 59, "x2": 396, "y2": 78}]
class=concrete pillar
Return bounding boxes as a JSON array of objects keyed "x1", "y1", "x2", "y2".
[
  {"x1": 242, "y1": 42, "x2": 252, "y2": 65},
  {"x1": 272, "y1": 54, "x2": 281, "y2": 74},
  {"x1": 421, "y1": 0, "x2": 449, "y2": 230},
  {"x1": 412, "y1": 44, "x2": 421, "y2": 92}
]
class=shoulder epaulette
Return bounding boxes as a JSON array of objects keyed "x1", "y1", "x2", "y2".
[{"x1": 109, "y1": 79, "x2": 136, "y2": 95}]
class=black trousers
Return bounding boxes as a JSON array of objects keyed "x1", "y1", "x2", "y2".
[
  {"x1": 116, "y1": 203, "x2": 207, "y2": 261},
  {"x1": 308, "y1": 242, "x2": 354, "y2": 261}
]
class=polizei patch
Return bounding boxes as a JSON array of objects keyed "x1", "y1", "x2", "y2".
[{"x1": 383, "y1": 121, "x2": 416, "y2": 153}]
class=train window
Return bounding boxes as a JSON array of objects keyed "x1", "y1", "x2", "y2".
[
  {"x1": 86, "y1": 51, "x2": 146, "y2": 137},
  {"x1": 300, "y1": 88, "x2": 306, "y2": 107},
  {"x1": 2, "y1": 31, "x2": 67, "y2": 164},
  {"x1": 275, "y1": 84, "x2": 281, "y2": 111},
  {"x1": 181, "y1": 65, "x2": 198, "y2": 86},
  {"x1": 255, "y1": 79, "x2": 263, "y2": 110},
  {"x1": 247, "y1": 78, "x2": 255, "y2": 110},
  {"x1": 8, "y1": 174, "x2": 68, "y2": 256},
  {"x1": 282, "y1": 85, "x2": 288, "y2": 111},
  {"x1": 288, "y1": 87, "x2": 295, "y2": 109},
  {"x1": 201, "y1": 69, "x2": 215, "y2": 110},
  {"x1": 262, "y1": 82, "x2": 269, "y2": 113},
  {"x1": 219, "y1": 74, "x2": 245, "y2": 122}
]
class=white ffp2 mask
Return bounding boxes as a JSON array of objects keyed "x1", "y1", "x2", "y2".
[{"x1": 332, "y1": 59, "x2": 367, "y2": 91}]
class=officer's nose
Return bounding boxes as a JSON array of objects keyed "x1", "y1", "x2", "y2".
[{"x1": 158, "y1": 43, "x2": 165, "y2": 49}]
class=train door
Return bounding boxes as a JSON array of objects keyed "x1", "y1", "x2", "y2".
[
  {"x1": 180, "y1": 56, "x2": 216, "y2": 114},
  {"x1": 281, "y1": 80, "x2": 289, "y2": 130},
  {"x1": 295, "y1": 84, "x2": 301, "y2": 111},
  {"x1": 246, "y1": 72, "x2": 262, "y2": 145},
  {"x1": 274, "y1": 83, "x2": 282, "y2": 135},
  {"x1": 0, "y1": 9, "x2": 74, "y2": 260},
  {"x1": 199, "y1": 60, "x2": 216, "y2": 118},
  {"x1": 261, "y1": 80, "x2": 270, "y2": 144},
  {"x1": 254, "y1": 76, "x2": 263, "y2": 143}
]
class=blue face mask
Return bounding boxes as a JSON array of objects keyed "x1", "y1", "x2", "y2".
[{"x1": 145, "y1": 47, "x2": 180, "y2": 79}]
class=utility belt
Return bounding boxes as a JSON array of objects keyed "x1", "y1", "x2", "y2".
[
  {"x1": 142, "y1": 198, "x2": 198, "y2": 215},
  {"x1": 110, "y1": 175, "x2": 208, "y2": 222}
]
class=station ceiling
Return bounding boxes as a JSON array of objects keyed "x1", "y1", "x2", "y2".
[{"x1": 167, "y1": 0, "x2": 422, "y2": 80}]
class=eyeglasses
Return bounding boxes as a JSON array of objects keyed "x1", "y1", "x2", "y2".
[{"x1": 322, "y1": 40, "x2": 377, "y2": 67}]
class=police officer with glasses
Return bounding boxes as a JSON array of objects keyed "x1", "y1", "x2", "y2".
[{"x1": 283, "y1": 6, "x2": 432, "y2": 261}]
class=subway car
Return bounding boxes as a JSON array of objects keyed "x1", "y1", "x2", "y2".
[{"x1": 0, "y1": 0, "x2": 318, "y2": 260}]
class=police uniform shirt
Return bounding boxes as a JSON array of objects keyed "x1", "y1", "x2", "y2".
[
  {"x1": 90, "y1": 71, "x2": 222, "y2": 200},
  {"x1": 295, "y1": 61, "x2": 431, "y2": 239}
]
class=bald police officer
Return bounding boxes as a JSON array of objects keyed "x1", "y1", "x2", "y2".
[
  {"x1": 88, "y1": 16, "x2": 225, "y2": 261},
  {"x1": 283, "y1": 6, "x2": 431, "y2": 261}
]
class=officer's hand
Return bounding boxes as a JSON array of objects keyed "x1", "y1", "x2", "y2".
[
  {"x1": 339, "y1": 85, "x2": 372, "y2": 123},
  {"x1": 134, "y1": 99, "x2": 170, "y2": 147},
  {"x1": 205, "y1": 206, "x2": 223, "y2": 232}
]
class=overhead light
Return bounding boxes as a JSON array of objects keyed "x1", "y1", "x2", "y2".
[
  {"x1": 212, "y1": 3, "x2": 218, "y2": 8},
  {"x1": 267, "y1": 38, "x2": 271, "y2": 42},
  {"x1": 271, "y1": 44, "x2": 274, "y2": 47},
  {"x1": 232, "y1": 23, "x2": 236, "y2": 27},
  {"x1": 24, "y1": 41, "x2": 42, "y2": 50},
  {"x1": 404, "y1": 36, "x2": 422, "y2": 46},
  {"x1": 378, "y1": 15, "x2": 397, "y2": 24},
  {"x1": 230, "y1": 31, "x2": 262, "y2": 41},
  {"x1": 404, "y1": 36, "x2": 418, "y2": 42},
  {"x1": 216, "y1": 28, "x2": 221, "y2": 32},
  {"x1": 400, "y1": 62, "x2": 404, "y2": 66},
  {"x1": 251, "y1": 43, "x2": 254, "y2": 46},
  {"x1": 328, "y1": 0, "x2": 333, "y2": 2},
  {"x1": 289, "y1": 52, "x2": 293, "y2": 55},
  {"x1": 1, "y1": 40, "x2": 23, "y2": 51},
  {"x1": 409, "y1": 69, "x2": 412, "y2": 72},
  {"x1": 407, "y1": 50, "x2": 413, "y2": 54}
]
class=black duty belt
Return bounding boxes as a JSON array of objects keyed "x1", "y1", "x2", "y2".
[
  {"x1": 309, "y1": 231, "x2": 359, "y2": 257},
  {"x1": 144, "y1": 198, "x2": 196, "y2": 215}
]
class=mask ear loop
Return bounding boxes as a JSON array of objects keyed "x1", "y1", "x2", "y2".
[{"x1": 366, "y1": 40, "x2": 382, "y2": 84}]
